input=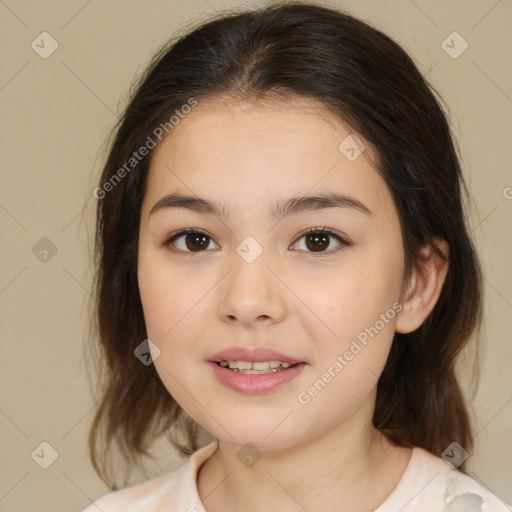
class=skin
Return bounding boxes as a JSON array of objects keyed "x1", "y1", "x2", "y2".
[{"x1": 137, "y1": 97, "x2": 449, "y2": 512}]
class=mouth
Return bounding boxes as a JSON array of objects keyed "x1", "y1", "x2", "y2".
[
  {"x1": 208, "y1": 347, "x2": 307, "y2": 393},
  {"x1": 208, "y1": 360, "x2": 307, "y2": 394}
]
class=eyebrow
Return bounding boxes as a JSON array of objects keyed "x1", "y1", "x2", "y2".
[{"x1": 149, "y1": 191, "x2": 372, "y2": 222}]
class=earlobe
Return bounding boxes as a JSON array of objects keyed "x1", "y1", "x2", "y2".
[{"x1": 395, "y1": 238, "x2": 450, "y2": 334}]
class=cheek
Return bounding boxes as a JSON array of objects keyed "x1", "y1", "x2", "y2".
[
  {"x1": 309, "y1": 258, "x2": 402, "y2": 342},
  {"x1": 296, "y1": 277, "x2": 399, "y2": 424},
  {"x1": 137, "y1": 259, "x2": 210, "y2": 415},
  {"x1": 298, "y1": 248, "x2": 403, "y2": 396},
  {"x1": 137, "y1": 250, "x2": 202, "y2": 343}
]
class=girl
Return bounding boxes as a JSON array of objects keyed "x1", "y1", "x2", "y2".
[{"x1": 83, "y1": 2, "x2": 510, "y2": 511}]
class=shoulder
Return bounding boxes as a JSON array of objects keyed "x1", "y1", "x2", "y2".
[
  {"x1": 441, "y1": 467, "x2": 511, "y2": 512},
  {"x1": 81, "y1": 441, "x2": 218, "y2": 512},
  {"x1": 81, "y1": 471, "x2": 175, "y2": 512},
  {"x1": 387, "y1": 446, "x2": 511, "y2": 512}
]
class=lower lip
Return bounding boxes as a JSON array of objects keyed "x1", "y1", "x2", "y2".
[{"x1": 208, "y1": 362, "x2": 307, "y2": 394}]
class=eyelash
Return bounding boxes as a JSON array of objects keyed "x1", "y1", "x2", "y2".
[{"x1": 162, "y1": 226, "x2": 351, "y2": 257}]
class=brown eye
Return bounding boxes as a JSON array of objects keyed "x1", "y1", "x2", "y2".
[
  {"x1": 292, "y1": 227, "x2": 349, "y2": 255},
  {"x1": 182, "y1": 232, "x2": 210, "y2": 251},
  {"x1": 305, "y1": 232, "x2": 330, "y2": 252},
  {"x1": 163, "y1": 227, "x2": 350, "y2": 256},
  {"x1": 164, "y1": 229, "x2": 218, "y2": 253}
]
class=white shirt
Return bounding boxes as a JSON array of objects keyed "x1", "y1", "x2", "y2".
[{"x1": 82, "y1": 441, "x2": 511, "y2": 511}]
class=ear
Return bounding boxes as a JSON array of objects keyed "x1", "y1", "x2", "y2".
[{"x1": 395, "y1": 237, "x2": 450, "y2": 334}]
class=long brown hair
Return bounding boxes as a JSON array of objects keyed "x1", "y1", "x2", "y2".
[{"x1": 86, "y1": 1, "x2": 483, "y2": 489}]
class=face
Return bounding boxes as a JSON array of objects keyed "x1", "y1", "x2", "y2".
[{"x1": 137, "y1": 98, "x2": 406, "y2": 451}]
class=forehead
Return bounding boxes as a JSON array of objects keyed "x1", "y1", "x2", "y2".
[{"x1": 143, "y1": 97, "x2": 394, "y2": 222}]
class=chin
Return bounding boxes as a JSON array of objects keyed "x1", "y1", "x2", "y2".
[
  {"x1": 208, "y1": 419, "x2": 301, "y2": 451},
  {"x1": 219, "y1": 434, "x2": 296, "y2": 452}
]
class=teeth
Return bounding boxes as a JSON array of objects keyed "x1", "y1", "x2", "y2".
[
  {"x1": 219, "y1": 360, "x2": 296, "y2": 373},
  {"x1": 229, "y1": 360, "x2": 252, "y2": 370},
  {"x1": 252, "y1": 361, "x2": 270, "y2": 370}
]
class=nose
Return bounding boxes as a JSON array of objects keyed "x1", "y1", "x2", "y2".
[{"x1": 217, "y1": 246, "x2": 288, "y2": 328}]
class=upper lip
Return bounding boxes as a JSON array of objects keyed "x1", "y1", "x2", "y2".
[{"x1": 209, "y1": 347, "x2": 305, "y2": 364}]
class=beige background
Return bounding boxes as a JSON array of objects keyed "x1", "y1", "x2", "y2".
[{"x1": 0, "y1": 0, "x2": 511, "y2": 510}]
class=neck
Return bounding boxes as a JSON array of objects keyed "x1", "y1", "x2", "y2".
[{"x1": 197, "y1": 397, "x2": 411, "y2": 512}]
